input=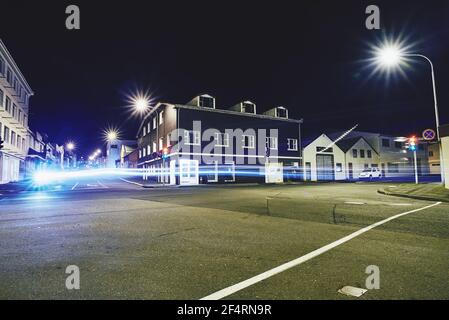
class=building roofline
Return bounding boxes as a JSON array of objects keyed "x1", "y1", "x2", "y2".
[
  {"x1": 0, "y1": 39, "x2": 34, "y2": 95},
  {"x1": 136, "y1": 102, "x2": 303, "y2": 137}
]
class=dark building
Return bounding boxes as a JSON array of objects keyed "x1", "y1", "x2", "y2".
[{"x1": 136, "y1": 94, "x2": 303, "y2": 185}]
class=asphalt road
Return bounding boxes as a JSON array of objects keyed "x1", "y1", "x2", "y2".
[{"x1": 0, "y1": 177, "x2": 448, "y2": 299}]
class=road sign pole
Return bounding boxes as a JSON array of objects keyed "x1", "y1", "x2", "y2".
[{"x1": 414, "y1": 150, "x2": 419, "y2": 185}]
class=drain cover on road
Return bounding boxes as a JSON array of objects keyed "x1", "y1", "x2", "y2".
[{"x1": 338, "y1": 286, "x2": 367, "y2": 297}]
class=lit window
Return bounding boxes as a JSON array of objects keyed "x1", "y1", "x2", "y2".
[
  {"x1": 153, "y1": 117, "x2": 157, "y2": 129},
  {"x1": 159, "y1": 138, "x2": 163, "y2": 150},
  {"x1": 159, "y1": 110, "x2": 164, "y2": 125}
]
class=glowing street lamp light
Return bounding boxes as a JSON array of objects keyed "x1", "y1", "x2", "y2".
[
  {"x1": 134, "y1": 97, "x2": 149, "y2": 113},
  {"x1": 372, "y1": 40, "x2": 444, "y2": 183},
  {"x1": 66, "y1": 142, "x2": 75, "y2": 151},
  {"x1": 107, "y1": 130, "x2": 118, "y2": 142}
]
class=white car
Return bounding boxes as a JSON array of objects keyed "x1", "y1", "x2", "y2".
[{"x1": 358, "y1": 167, "x2": 382, "y2": 180}]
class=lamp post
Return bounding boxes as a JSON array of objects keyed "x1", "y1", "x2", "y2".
[{"x1": 374, "y1": 44, "x2": 445, "y2": 183}]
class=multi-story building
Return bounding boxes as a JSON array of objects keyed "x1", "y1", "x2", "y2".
[
  {"x1": 106, "y1": 139, "x2": 136, "y2": 168},
  {"x1": 0, "y1": 39, "x2": 34, "y2": 184},
  {"x1": 136, "y1": 94, "x2": 302, "y2": 185}
]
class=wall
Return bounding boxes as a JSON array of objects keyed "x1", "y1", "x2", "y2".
[
  {"x1": 344, "y1": 139, "x2": 380, "y2": 179},
  {"x1": 302, "y1": 134, "x2": 346, "y2": 181}
]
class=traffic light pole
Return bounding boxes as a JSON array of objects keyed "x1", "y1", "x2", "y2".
[{"x1": 413, "y1": 149, "x2": 419, "y2": 184}]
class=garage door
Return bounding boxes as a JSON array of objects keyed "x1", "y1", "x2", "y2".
[{"x1": 316, "y1": 154, "x2": 335, "y2": 181}]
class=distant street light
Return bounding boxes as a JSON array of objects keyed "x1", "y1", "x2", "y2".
[
  {"x1": 66, "y1": 142, "x2": 75, "y2": 151},
  {"x1": 373, "y1": 40, "x2": 444, "y2": 183}
]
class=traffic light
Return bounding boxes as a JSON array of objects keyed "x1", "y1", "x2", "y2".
[
  {"x1": 408, "y1": 136, "x2": 417, "y2": 151},
  {"x1": 162, "y1": 147, "x2": 168, "y2": 160}
]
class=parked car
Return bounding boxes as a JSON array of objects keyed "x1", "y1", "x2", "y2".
[{"x1": 358, "y1": 167, "x2": 382, "y2": 180}]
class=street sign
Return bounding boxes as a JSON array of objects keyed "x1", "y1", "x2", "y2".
[{"x1": 422, "y1": 129, "x2": 436, "y2": 141}]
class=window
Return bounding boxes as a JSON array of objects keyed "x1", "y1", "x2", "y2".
[
  {"x1": 352, "y1": 149, "x2": 358, "y2": 158},
  {"x1": 147, "y1": 145, "x2": 151, "y2": 155},
  {"x1": 199, "y1": 96, "x2": 214, "y2": 108},
  {"x1": 147, "y1": 122, "x2": 151, "y2": 133},
  {"x1": 242, "y1": 135, "x2": 255, "y2": 149},
  {"x1": 266, "y1": 137, "x2": 278, "y2": 150},
  {"x1": 395, "y1": 141, "x2": 402, "y2": 149},
  {"x1": 18, "y1": 110, "x2": 22, "y2": 123},
  {"x1": 364, "y1": 164, "x2": 369, "y2": 169},
  {"x1": 367, "y1": 150, "x2": 372, "y2": 158},
  {"x1": 287, "y1": 138, "x2": 298, "y2": 151},
  {"x1": 159, "y1": 137, "x2": 163, "y2": 150},
  {"x1": 159, "y1": 110, "x2": 164, "y2": 125},
  {"x1": 11, "y1": 131, "x2": 16, "y2": 146},
  {"x1": 6, "y1": 67, "x2": 13, "y2": 84},
  {"x1": 23, "y1": 115, "x2": 27, "y2": 127},
  {"x1": 360, "y1": 150, "x2": 365, "y2": 158},
  {"x1": 0, "y1": 56, "x2": 5, "y2": 75},
  {"x1": 152, "y1": 117, "x2": 157, "y2": 129},
  {"x1": 139, "y1": 149, "x2": 142, "y2": 158},
  {"x1": 5, "y1": 96, "x2": 11, "y2": 113},
  {"x1": 429, "y1": 151, "x2": 434, "y2": 157},
  {"x1": 276, "y1": 107, "x2": 288, "y2": 118},
  {"x1": 12, "y1": 104, "x2": 17, "y2": 119},
  {"x1": 336, "y1": 163, "x2": 342, "y2": 172},
  {"x1": 153, "y1": 142, "x2": 157, "y2": 153},
  {"x1": 382, "y1": 138, "x2": 390, "y2": 147},
  {"x1": 22, "y1": 138, "x2": 26, "y2": 150},
  {"x1": 316, "y1": 146, "x2": 333, "y2": 153},
  {"x1": 0, "y1": 89, "x2": 3, "y2": 108},
  {"x1": 167, "y1": 133, "x2": 172, "y2": 147},
  {"x1": 4, "y1": 126, "x2": 10, "y2": 144},
  {"x1": 215, "y1": 133, "x2": 229, "y2": 147},
  {"x1": 184, "y1": 130, "x2": 201, "y2": 145},
  {"x1": 242, "y1": 102, "x2": 255, "y2": 113},
  {"x1": 17, "y1": 135, "x2": 21, "y2": 149},
  {"x1": 143, "y1": 126, "x2": 147, "y2": 136},
  {"x1": 143, "y1": 147, "x2": 147, "y2": 157}
]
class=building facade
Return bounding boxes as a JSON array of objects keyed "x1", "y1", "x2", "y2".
[
  {"x1": 106, "y1": 139, "x2": 136, "y2": 168},
  {"x1": 427, "y1": 142, "x2": 441, "y2": 175},
  {"x1": 304, "y1": 130, "x2": 430, "y2": 181},
  {"x1": 0, "y1": 39, "x2": 34, "y2": 184},
  {"x1": 136, "y1": 94, "x2": 302, "y2": 185}
]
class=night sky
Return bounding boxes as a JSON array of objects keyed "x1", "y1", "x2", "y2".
[{"x1": 1, "y1": 0, "x2": 449, "y2": 157}]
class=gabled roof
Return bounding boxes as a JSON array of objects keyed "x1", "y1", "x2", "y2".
[{"x1": 335, "y1": 136, "x2": 378, "y2": 154}]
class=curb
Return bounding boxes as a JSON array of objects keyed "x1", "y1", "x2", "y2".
[{"x1": 378, "y1": 188, "x2": 449, "y2": 203}]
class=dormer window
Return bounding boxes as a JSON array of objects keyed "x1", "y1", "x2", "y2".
[
  {"x1": 199, "y1": 95, "x2": 215, "y2": 108},
  {"x1": 276, "y1": 107, "x2": 288, "y2": 118},
  {"x1": 242, "y1": 102, "x2": 255, "y2": 114}
]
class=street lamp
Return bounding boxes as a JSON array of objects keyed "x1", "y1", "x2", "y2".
[
  {"x1": 373, "y1": 42, "x2": 444, "y2": 183},
  {"x1": 106, "y1": 130, "x2": 118, "y2": 142},
  {"x1": 134, "y1": 97, "x2": 150, "y2": 113},
  {"x1": 66, "y1": 142, "x2": 75, "y2": 151}
]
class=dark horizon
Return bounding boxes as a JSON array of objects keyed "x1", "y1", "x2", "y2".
[{"x1": 1, "y1": 0, "x2": 449, "y2": 157}]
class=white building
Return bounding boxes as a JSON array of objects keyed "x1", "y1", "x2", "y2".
[
  {"x1": 304, "y1": 131, "x2": 429, "y2": 181},
  {"x1": 106, "y1": 139, "x2": 136, "y2": 168},
  {"x1": 335, "y1": 136, "x2": 380, "y2": 180},
  {"x1": 302, "y1": 134, "x2": 346, "y2": 181},
  {"x1": 0, "y1": 39, "x2": 34, "y2": 184}
]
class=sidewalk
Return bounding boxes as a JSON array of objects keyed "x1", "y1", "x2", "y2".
[{"x1": 378, "y1": 183, "x2": 449, "y2": 202}]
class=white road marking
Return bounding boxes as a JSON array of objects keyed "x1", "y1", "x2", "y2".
[
  {"x1": 344, "y1": 201, "x2": 365, "y2": 205},
  {"x1": 201, "y1": 201, "x2": 442, "y2": 300},
  {"x1": 71, "y1": 182, "x2": 79, "y2": 190},
  {"x1": 97, "y1": 180, "x2": 109, "y2": 189},
  {"x1": 120, "y1": 178, "x2": 144, "y2": 187}
]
